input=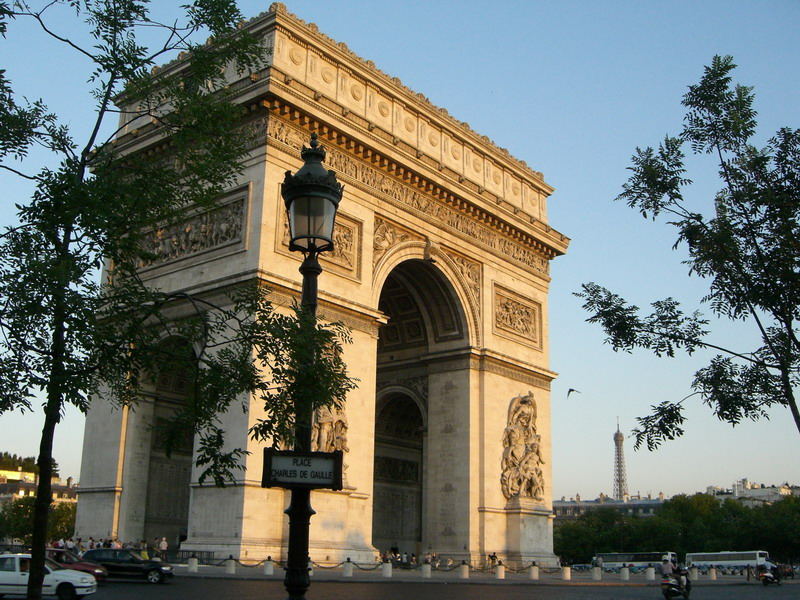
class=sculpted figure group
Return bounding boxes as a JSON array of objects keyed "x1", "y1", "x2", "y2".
[
  {"x1": 311, "y1": 405, "x2": 349, "y2": 454},
  {"x1": 500, "y1": 392, "x2": 544, "y2": 501}
]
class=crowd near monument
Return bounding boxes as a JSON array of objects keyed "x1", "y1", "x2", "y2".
[{"x1": 76, "y1": 3, "x2": 569, "y2": 567}]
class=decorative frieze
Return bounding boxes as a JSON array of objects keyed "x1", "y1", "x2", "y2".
[
  {"x1": 139, "y1": 198, "x2": 246, "y2": 269},
  {"x1": 268, "y1": 117, "x2": 550, "y2": 276},
  {"x1": 493, "y1": 285, "x2": 542, "y2": 349},
  {"x1": 501, "y1": 392, "x2": 545, "y2": 501}
]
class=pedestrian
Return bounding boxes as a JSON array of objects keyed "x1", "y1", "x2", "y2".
[{"x1": 159, "y1": 537, "x2": 168, "y2": 561}]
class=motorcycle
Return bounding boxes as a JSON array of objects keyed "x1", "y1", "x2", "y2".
[
  {"x1": 661, "y1": 568, "x2": 691, "y2": 599},
  {"x1": 759, "y1": 569, "x2": 781, "y2": 586}
]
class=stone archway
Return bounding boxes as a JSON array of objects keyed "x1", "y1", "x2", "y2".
[
  {"x1": 373, "y1": 259, "x2": 470, "y2": 557},
  {"x1": 372, "y1": 392, "x2": 424, "y2": 554},
  {"x1": 142, "y1": 338, "x2": 195, "y2": 546}
]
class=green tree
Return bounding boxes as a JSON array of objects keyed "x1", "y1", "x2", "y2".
[
  {"x1": 577, "y1": 56, "x2": 800, "y2": 449},
  {"x1": 0, "y1": 453, "x2": 58, "y2": 477},
  {"x1": 0, "y1": 497, "x2": 37, "y2": 545},
  {"x1": 0, "y1": 2, "x2": 355, "y2": 598},
  {"x1": 554, "y1": 494, "x2": 800, "y2": 565},
  {"x1": 47, "y1": 502, "x2": 76, "y2": 542},
  {"x1": 0, "y1": 498, "x2": 76, "y2": 545}
]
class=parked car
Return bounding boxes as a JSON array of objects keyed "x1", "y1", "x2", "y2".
[
  {"x1": 0, "y1": 553, "x2": 97, "y2": 599},
  {"x1": 81, "y1": 549, "x2": 173, "y2": 583},
  {"x1": 46, "y1": 549, "x2": 108, "y2": 582}
]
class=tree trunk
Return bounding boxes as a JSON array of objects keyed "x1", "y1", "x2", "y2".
[
  {"x1": 779, "y1": 367, "x2": 800, "y2": 438},
  {"x1": 28, "y1": 242, "x2": 70, "y2": 599},
  {"x1": 28, "y1": 406, "x2": 60, "y2": 599}
]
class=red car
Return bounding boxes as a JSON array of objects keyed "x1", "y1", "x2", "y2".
[{"x1": 46, "y1": 548, "x2": 108, "y2": 582}]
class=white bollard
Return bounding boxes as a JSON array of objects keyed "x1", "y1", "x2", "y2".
[
  {"x1": 381, "y1": 562, "x2": 392, "y2": 578},
  {"x1": 187, "y1": 557, "x2": 199, "y2": 573},
  {"x1": 421, "y1": 563, "x2": 432, "y2": 578},
  {"x1": 224, "y1": 557, "x2": 236, "y2": 574},
  {"x1": 263, "y1": 559, "x2": 274, "y2": 576},
  {"x1": 690, "y1": 567, "x2": 698, "y2": 581},
  {"x1": 592, "y1": 566, "x2": 602, "y2": 580},
  {"x1": 561, "y1": 566, "x2": 571, "y2": 581},
  {"x1": 529, "y1": 565, "x2": 539, "y2": 580},
  {"x1": 709, "y1": 567, "x2": 717, "y2": 580},
  {"x1": 343, "y1": 559, "x2": 353, "y2": 578},
  {"x1": 459, "y1": 562, "x2": 469, "y2": 579},
  {"x1": 621, "y1": 566, "x2": 630, "y2": 581},
  {"x1": 495, "y1": 563, "x2": 505, "y2": 579},
  {"x1": 646, "y1": 566, "x2": 655, "y2": 581}
]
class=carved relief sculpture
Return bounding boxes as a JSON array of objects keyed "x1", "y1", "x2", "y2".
[
  {"x1": 494, "y1": 286, "x2": 542, "y2": 348},
  {"x1": 281, "y1": 213, "x2": 359, "y2": 275},
  {"x1": 140, "y1": 199, "x2": 245, "y2": 268},
  {"x1": 442, "y1": 248, "x2": 481, "y2": 302},
  {"x1": 373, "y1": 216, "x2": 416, "y2": 267},
  {"x1": 311, "y1": 405, "x2": 349, "y2": 453},
  {"x1": 500, "y1": 392, "x2": 545, "y2": 501}
]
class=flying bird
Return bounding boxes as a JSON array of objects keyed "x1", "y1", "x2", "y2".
[{"x1": 566, "y1": 388, "x2": 581, "y2": 399}]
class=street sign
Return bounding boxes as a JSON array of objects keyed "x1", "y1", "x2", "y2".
[{"x1": 261, "y1": 449, "x2": 343, "y2": 490}]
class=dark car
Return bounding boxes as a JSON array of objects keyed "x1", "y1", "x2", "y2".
[
  {"x1": 46, "y1": 548, "x2": 108, "y2": 582},
  {"x1": 81, "y1": 549, "x2": 173, "y2": 583}
]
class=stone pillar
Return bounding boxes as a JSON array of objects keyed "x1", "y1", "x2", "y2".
[
  {"x1": 343, "y1": 558, "x2": 353, "y2": 578},
  {"x1": 561, "y1": 566, "x2": 571, "y2": 580},
  {"x1": 495, "y1": 563, "x2": 505, "y2": 579},
  {"x1": 621, "y1": 566, "x2": 630, "y2": 581},
  {"x1": 421, "y1": 563, "x2": 432, "y2": 578},
  {"x1": 187, "y1": 557, "x2": 198, "y2": 573},
  {"x1": 645, "y1": 567, "x2": 655, "y2": 581},
  {"x1": 690, "y1": 567, "x2": 698, "y2": 581},
  {"x1": 263, "y1": 558, "x2": 274, "y2": 576},
  {"x1": 529, "y1": 565, "x2": 539, "y2": 580},
  {"x1": 381, "y1": 562, "x2": 392, "y2": 578},
  {"x1": 709, "y1": 567, "x2": 717, "y2": 580},
  {"x1": 592, "y1": 566, "x2": 602, "y2": 580}
]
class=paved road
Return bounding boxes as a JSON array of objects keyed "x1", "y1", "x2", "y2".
[{"x1": 82, "y1": 579, "x2": 797, "y2": 600}]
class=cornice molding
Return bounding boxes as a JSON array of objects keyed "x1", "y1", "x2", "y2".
[{"x1": 266, "y1": 111, "x2": 567, "y2": 270}]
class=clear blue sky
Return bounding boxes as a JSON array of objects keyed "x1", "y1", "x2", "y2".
[{"x1": 1, "y1": 1, "x2": 798, "y2": 499}]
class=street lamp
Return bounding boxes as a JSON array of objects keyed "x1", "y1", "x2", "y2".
[{"x1": 280, "y1": 132, "x2": 343, "y2": 600}]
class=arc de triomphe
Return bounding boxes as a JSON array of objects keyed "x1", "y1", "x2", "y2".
[{"x1": 76, "y1": 3, "x2": 569, "y2": 566}]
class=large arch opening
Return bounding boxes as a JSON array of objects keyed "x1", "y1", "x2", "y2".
[
  {"x1": 372, "y1": 393, "x2": 424, "y2": 554},
  {"x1": 372, "y1": 259, "x2": 469, "y2": 557},
  {"x1": 143, "y1": 338, "x2": 195, "y2": 546}
]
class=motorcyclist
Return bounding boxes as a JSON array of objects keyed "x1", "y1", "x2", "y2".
[{"x1": 660, "y1": 557, "x2": 675, "y2": 578}]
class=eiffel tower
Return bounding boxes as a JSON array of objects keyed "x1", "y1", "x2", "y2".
[{"x1": 613, "y1": 419, "x2": 629, "y2": 501}]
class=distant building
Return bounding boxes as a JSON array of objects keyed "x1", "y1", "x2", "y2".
[
  {"x1": 553, "y1": 492, "x2": 666, "y2": 521},
  {"x1": 0, "y1": 469, "x2": 76, "y2": 504},
  {"x1": 0, "y1": 468, "x2": 36, "y2": 483},
  {"x1": 705, "y1": 478, "x2": 799, "y2": 507}
]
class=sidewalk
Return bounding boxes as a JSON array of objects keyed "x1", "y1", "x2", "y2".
[{"x1": 171, "y1": 562, "x2": 798, "y2": 587}]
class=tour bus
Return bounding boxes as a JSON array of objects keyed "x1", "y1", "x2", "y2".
[
  {"x1": 685, "y1": 551, "x2": 770, "y2": 569},
  {"x1": 592, "y1": 551, "x2": 677, "y2": 570}
]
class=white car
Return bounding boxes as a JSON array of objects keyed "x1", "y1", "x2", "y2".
[{"x1": 0, "y1": 554, "x2": 97, "y2": 599}]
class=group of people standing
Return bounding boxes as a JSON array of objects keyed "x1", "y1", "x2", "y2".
[
  {"x1": 50, "y1": 536, "x2": 170, "y2": 559},
  {"x1": 380, "y1": 550, "x2": 446, "y2": 568}
]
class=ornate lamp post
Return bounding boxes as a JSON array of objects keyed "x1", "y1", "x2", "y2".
[{"x1": 280, "y1": 132, "x2": 343, "y2": 599}]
